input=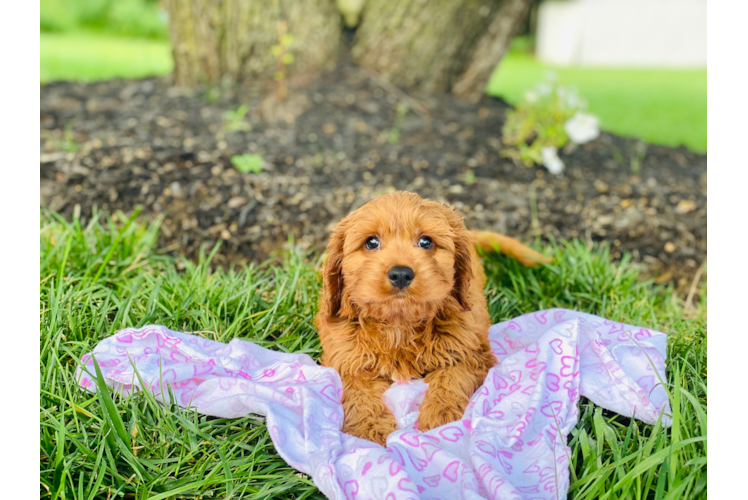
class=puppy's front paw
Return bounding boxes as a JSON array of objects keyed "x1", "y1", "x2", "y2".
[
  {"x1": 417, "y1": 394, "x2": 467, "y2": 432},
  {"x1": 343, "y1": 417, "x2": 398, "y2": 446}
]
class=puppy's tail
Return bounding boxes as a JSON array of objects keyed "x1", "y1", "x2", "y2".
[{"x1": 469, "y1": 231, "x2": 553, "y2": 267}]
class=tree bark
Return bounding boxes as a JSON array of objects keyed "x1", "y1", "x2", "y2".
[
  {"x1": 352, "y1": 0, "x2": 531, "y2": 100},
  {"x1": 452, "y1": 0, "x2": 533, "y2": 102},
  {"x1": 164, "y1": 0, "x2": 342, "y2": 87},
  {"x1": 163, "y1": 0, "x2": 530, "y2": 102}
]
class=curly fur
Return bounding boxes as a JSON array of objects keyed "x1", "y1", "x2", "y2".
[{"x1": 315, "y1": 191, "x2": 551, "y2": 445}]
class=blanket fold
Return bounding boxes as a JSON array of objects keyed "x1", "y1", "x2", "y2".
[{"x1": 77, "y1": 309, "x2": 670, "y2": 500}]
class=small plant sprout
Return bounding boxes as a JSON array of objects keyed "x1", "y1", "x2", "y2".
[
  {"x1": 231, "y1": 154, "x2": 264, "y2": 174},
  {"x1": 271, "y1": 21, "x2": 294, "y2": 101},
  {"x1": 464, "y1": 170, "x2": 476, "y2": 185},
  {"x1": 629, "y1": 141, "x2": 648, "y2": 174},
  {"x1": 387, "y1": 103, "x2": 409, "y2": 144},
  {"x1": 224, "y1": 104, "x2": 250, "y2": 133},
  {"x1": 204, "y1": 86, "x2": 221, "y2": 104},
  {"x1": 60, "y1": 125, "x2": 78, "y2": 153}
]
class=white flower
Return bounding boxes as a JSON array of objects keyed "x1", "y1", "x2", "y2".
[
  {"x1": 565, "y1": 112, "x2": 600, "y2": 144},
  {"x1": 524, "y1": 90, "x2": 538, "y2": 103},
  {"x1": 541, "y1": 146, "x2": 565, "y2": 175}
]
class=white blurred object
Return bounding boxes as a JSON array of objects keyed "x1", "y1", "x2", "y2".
[
  {"x1": 536, "y1": 0, "x2": 706, "y2": 68},
  {"x1": 541, "y1": 146, "x2": 565, "y2": 174},
  {"x1": 565, "y1": 111, "x2": 600, "y2": 143}
]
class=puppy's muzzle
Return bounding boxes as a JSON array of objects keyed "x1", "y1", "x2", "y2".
[{"x1": 388, "y1": 266, "x2": 415, "y2": 289}]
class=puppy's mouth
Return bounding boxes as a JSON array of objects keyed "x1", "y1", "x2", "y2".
[{"x1": 391, "y1": 289, "x2": 410, "y2": 299}]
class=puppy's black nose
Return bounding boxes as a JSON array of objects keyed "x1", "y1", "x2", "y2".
[{"x1": 388, "y1": 266, "x2": 415, "y2": 289}]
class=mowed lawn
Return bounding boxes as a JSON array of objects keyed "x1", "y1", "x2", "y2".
[
  {"x1": 40, "y1": 31, "x2": 172, "y2": 84},
  {"x1": 487, "y1": 53, "x2": 707, "y2": 153},
  {"x1": 40, "y1": 211, "x2": 707, "y2": 499}
]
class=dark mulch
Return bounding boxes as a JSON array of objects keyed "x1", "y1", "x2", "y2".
[{"x1": 40, "y1": 62, "x2": 706, "y2": 291}]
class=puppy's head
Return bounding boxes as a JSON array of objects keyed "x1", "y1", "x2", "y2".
[{"x1": 320, "y1": 191, "x2": 472, "y2": 323}]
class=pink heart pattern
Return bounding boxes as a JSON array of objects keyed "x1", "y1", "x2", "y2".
[{"x1": 77, "y1": 310, "x2": 670, "y2": 500}]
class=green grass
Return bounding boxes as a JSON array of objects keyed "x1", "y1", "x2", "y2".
[
  {"x1": 40, "y1": 31, "x2": 172, "y2": 84},
  {"x1": 40, "y1": 210, "x2": 706, "y2": 499},
  {"x1": 41, "y1": 0, "x2": 168, "y2": 39},
  {"x1": 487, "y1": 53, "x2": 707, "y2": 153}
]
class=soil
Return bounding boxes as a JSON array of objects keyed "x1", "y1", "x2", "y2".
[{"x1": 40, "y1": 61, "x2": 706, "y2": 292}]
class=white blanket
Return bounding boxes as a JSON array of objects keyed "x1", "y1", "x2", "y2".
[{"x1": 77, "y1": 309, "x2": 670, "y2": 500}]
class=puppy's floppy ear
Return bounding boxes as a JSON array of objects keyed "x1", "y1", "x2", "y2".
[
  {"x1": 320, "y1": 220, "x2": 347, "y2": 319},
  {"x1": 445, "y1": 208, "x2": 473, "y2": 311}
]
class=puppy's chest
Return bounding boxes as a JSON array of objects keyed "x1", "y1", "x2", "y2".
[
  {"x1": 378, "y1": 348, "x2": 426, "y2": 382},
  {"x1": 367, "y1": 331, "x2": 446, "y2": 382}
]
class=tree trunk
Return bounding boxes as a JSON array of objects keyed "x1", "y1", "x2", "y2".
[
  {"x1": 352, "y1": 0, "x2": 531, "y2": 101},
  {"x1": 164, "y1": 0, "x2": 342, "y2": 87},
  {"x1": 452, "y1": 0, "x2": 534, "y2": 101}
]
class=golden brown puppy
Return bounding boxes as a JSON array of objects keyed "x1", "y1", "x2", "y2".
[{"x1": 315, "y1": 191, "x2": 551, "y2": 445}]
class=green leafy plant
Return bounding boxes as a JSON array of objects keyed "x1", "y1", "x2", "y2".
[
  {"x1": 386, "y1": 103, "x2": 409, "y2": 144},
  {"x1": 464, "y1": 170, "x2": 476, "y2": 185},
  {"x1": 203, "y1": 86, "x2": 222, "y2": 104},
  {"x1": 60, "y1": 125, "x2": 79, "y2": 153},
  {"x1": 231, "y1": 154, "x2": 264, "y2": 174},
  {"x1": 270, "y1": 21, "x2": 294, "y2": 101},
  {"x1": 501, "y1": 74, "x2": 598, "y2": 172},
  {"x1": 223, "y1": 104, "x2": 250, "y2": 133}
]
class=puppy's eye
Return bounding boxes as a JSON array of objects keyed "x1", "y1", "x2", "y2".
[
  {"x1": 365, "y1": 236, "x2": 381, "y2": 250},
  {"x1": 418, "y1": 236, "x2": 433, "y2": 250}
]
